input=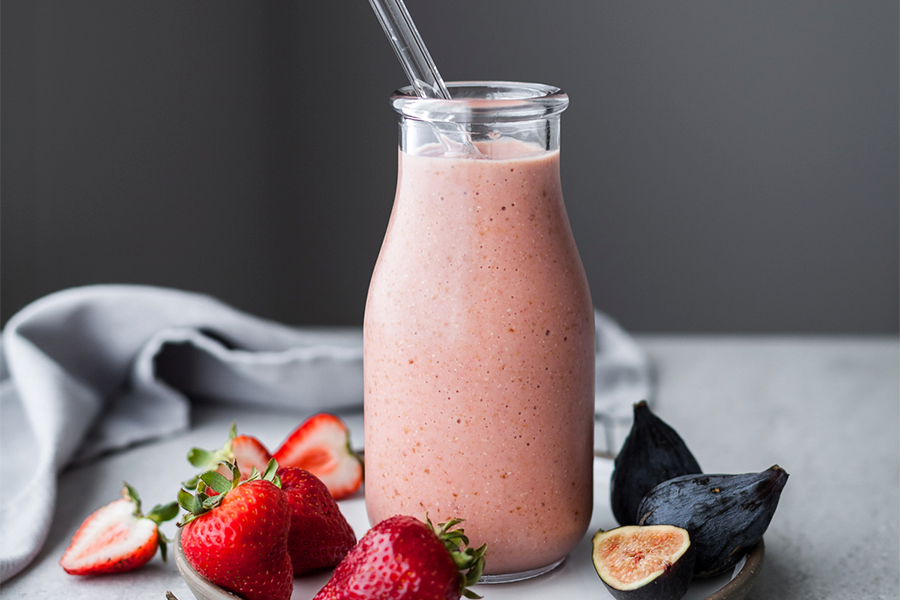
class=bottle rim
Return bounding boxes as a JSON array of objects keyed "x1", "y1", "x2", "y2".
[{"x1": 391, "y1": 81, "x2": 569, "y2": 124}]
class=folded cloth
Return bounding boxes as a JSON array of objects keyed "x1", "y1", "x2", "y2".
[{"x1": 0, "y1": 284, "x2": 651, "y2": 582}]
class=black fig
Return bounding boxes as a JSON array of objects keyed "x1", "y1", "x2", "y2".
[
  {"x1": 637, "y1": 465, "x2": 789, "y2": 578},
  {"x1": 592, "y1": 524, "x2": 695, "y2": 600},
  {"x1": 611, "y1": 401, "x2": 702, "y2": 526}
]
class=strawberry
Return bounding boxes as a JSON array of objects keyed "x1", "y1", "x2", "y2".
[
  {"x1": 178, "y1": 460, "x2": 293, "y2": 600},
  {"x1": 183, "y1": 423, "x2": 272, "y2": 489},
  {"x1": 60, "y1": 482, "x2": 178, "y2": 575},
  {"x1": 312, "y1": 515, "x2": 487, "y2": 600},
  {"x1": 273, "y1": 413, "x2": 363, "y2": 500},
  {"x1": 276, "y1": 466, "x2": 357, "y2": 575},
  {"x1": 230, "y1": 433, "x2": 273, "y2": 475}
]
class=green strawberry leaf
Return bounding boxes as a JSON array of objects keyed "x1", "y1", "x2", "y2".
[
  {"x1": 158, "y1": 530, "x2": 171, "y2": 562},
  {"x1": 186, "y1": 448, "x2": 216, "y2": 468},
  {"x1": 219, "y1": 460, "x2": 241, "y2": 489},
  {"x1": 176, "y1": 488, "x2": 194, "y2": 513},
  {"x1": 181, "y1": 474, "x2": 201, "y2": 491},
  {"x1": 426, "y1": 515, "x2": 486, "y2": 599},
  {"x1": 262, "y1": 457, "x2": 279, "y2": 482},
  {"x1": 462, "y1": 544, "x2": 487, "y2": 588},
  {"x1": 176, "y1": 488, "x2": 204, "y2": 526},
  {"x1": 186, "y1": 423, "x2": 239, "y2": 470},
  {"x1": 199, "y1": 471, "x2": 232, "y2": 495},
  {"x1": 122, "y1": 482, "x2": 142, "y2": 515},
  {"x1": 147, "y1": 501, "x2": 180, "y2": 525},
  {"x1": 201, "y1": 494, "x2": 225, "y2": 510},
  {"x1": 176, "y1": 455, "x2": 281, "y2": 528}
]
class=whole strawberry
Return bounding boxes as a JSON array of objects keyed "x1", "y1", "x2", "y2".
[
  {"x1": 278, "y1": 466, "x2": 356, "y2": 574},
  {"x1": 313, "y1": 515, "x2": 486, "y2": 600},
  {"x1": 178, "y1": 461, "x2": 292, "y2": 600},
  {"x1": 60, "y1": 482, "x2": 178, "y2": 575}
]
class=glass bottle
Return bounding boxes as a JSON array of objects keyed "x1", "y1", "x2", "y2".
[{"x1": 364, "y1": 82, "x2": 594, "y2": 582}]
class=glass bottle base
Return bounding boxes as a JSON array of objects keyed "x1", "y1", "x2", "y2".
[{"x1": 478, "y1": 557, "x2": 565, "y2": 584}]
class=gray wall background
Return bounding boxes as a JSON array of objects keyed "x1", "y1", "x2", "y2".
[{"x1": 3, "y1": 1, "x2": 898, "y2": 334}]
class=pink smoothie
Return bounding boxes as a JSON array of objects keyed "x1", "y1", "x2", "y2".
[{"x1": 364, "y1": 140, "x2": 594, "y2": 576}]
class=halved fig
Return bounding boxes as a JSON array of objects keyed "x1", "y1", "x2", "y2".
[{"x1": 591, "y1": 525, "x2": 695, "y2": 600}]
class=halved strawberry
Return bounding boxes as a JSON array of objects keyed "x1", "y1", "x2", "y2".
[
  {"x1": 272, "y1": 413, "x2": 363, "y2": 500},
  {"x1": 183, "y1": 423, "x2": 272, "y2": 489},
  {"x1": 60, "y1": 483, "x2": 179, "y2": 575}
]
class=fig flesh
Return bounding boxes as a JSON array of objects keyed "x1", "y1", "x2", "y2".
[
  {"x1": 592, "y1": 525, "x2": 695, "y2": 600},
  {"x1": 637, "y1": 465, "x2": 789, "y2": 578},
  {"x1": 611, "y1": 401, "x2": 702, "y2": 526}
]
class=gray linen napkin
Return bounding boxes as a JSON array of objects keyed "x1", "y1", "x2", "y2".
[{"x1": 0, "y1": 284, "x2": 650, "y2": 582}]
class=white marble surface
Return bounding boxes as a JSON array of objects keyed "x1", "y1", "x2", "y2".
[{"x1": 4, "y1": 336, "x2": 898, "y2": 599}]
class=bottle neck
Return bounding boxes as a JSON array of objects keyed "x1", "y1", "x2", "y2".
[
  {"x1": 399, "y1": 115, "x2": 562, "y2": 158},
  {"x1": 392, "y1": 82, "x2": 568, "y2": 159}
]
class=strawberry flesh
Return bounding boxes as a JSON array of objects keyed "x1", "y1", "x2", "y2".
[
  {"x1": 273, "y1": 413, "x2": 363, "y2": 500},
  {"x1": 60, "y1": 498, "x2": 159, "y2": 575},
  {"x1": 231, "y1": 434, "x2": 272, "y2": 478}
]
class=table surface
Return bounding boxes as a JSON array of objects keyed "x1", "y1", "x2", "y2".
[{"x1": 6, "y1": 335, "x2": 898, "y2": 600}]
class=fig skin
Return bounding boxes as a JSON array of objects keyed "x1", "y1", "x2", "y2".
[
  {"x1": 592, "y1": 525, "x2": 695, "y2": 600},
  {"x1": 637, "y1": 465, "x2": 789, "y2": 578},
  {"x1": 611, "y1": 401, "x2": 702, "y2": 526}
]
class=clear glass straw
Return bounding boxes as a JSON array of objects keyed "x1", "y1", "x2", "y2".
[
  {"x1": 368, "y1": 0, "x2": 480, "y2": 155},
  {"x1": 368, "y1": 0, "x2": 450, "y2": 99}
]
